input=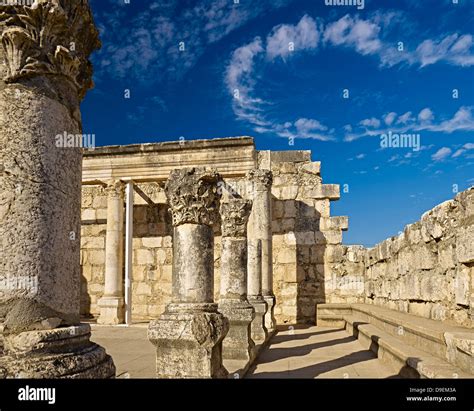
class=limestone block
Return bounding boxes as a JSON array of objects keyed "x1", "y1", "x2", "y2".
[
  {"x1": 281, "y1": 218, "x2": 296, "y2": 232},
  {"x1": 324, "y1": 245, "x2": 345, "y2": 263},
  {"x1": 303, "y1": 184, "x2": 340, "y2": 200},
  {"x1": 347, "y1": 245, "x2": 365, "y2": 263},
  {"x1": 96, "y1": 209, "x2": 107, "y2": 220},
  {"x1": 405, "y1": 223, "x2": 422, "y2": 245},
  {"x1": 409, "y1": 302, "x2": 432, "y2": 318},
  {"x1": 89, "y1": 250, "x2": 105, "y2": 265},
  {"x1": 283, "y1": 232, "x2": 297, "y2": 246},
  {"x1": 438, "y1": 242, "x2": 456, "y2": 270},
  {"x1": 414, "y1": 245, "x2": 437, "y2": 270},
  {"x1": 136, "y1": 283, "x2": 152, "y2": 296},
  {"x1": 320, "y1": 216, "x2": 349, "y2": 231},
  {"x1": 136, "y1": 249, "x2": 155, "y2": 264},
  {"x1": 314, "y1": 199, "x2": 330, "y2": 218},
  {"x1": 420, "y1": 274, "x2": 448, "y2": 302},
  {"x1": 456, "y1": 225, "x2": 474, "y2": 264},
  {"x1": 400, "y1": 273, "x2": 421, "y2": 300},
  {"x1": 142, "y1": 238, "x2": 160, "y2": 248},
  {"x1": 273, "y1": 201, "x2": 284, "y2": 219},
  {"x1": 295, "y1": 231, "x2": 315, "y2": 245},
  {"x1": 300, "y1": 162, "x2": 321, "y2": 175},
  {"x1": 156, "y1": 249, "x2": 168, "y2": 264},
  {"x1": 276, "y1": 248, "x2": 296, "y2": 264},
  {"x1": 280, "y1": 186, "x2": 299, "y2": 200},
  {"x1": 284, "y1": 200, "x2": 298, "y2": 218},
  {"x1": 455, "y1": 266, "x2": 470, "y2": 306},
  {"x1": 82, "y1": 209, "x2": 96, "y2": 221},
  {"x1": 81, "y1": 236, "x2": 105, "y2": 249},
  {"x1": 163, "y1": 236, "x2": 173, "y2": 248}
]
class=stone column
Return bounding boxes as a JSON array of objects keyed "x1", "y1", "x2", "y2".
[
  {"x1": 247, "y1": 169, "x2": 276, "y2": 332},
  {"x1": 0, "y1": 1, "x2": 114, "y2": 378},
  {"x1": 98, "y1": 180, "x2": 125, "y2": 325},
  {"x1": 247, "y1": 239, "x2": 267, "y2": 342},
  {"x1": 219, "y1": 199, "x2": 255, "y2": 362},
  {"x1": 148, "y1": 168, "x2": 228, "y2": 378}
]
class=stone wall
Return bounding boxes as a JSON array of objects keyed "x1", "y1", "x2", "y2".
[
  {"x1": 259, "y1": 151, "x2": 347, "y2": 324},
  {"x1": 326, "y1": 188, "x2": 473, "y2": 328}
]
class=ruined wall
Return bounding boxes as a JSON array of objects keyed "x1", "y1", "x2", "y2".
[
  {"x1": 259, "y1": 151, "x2": 347, "y2": 324},
  {"x1": 364, "y1": 188, "x2": 473, "y2": 327},
  {"x1": 326, "y1": 188, "x2": 473, "y2": 328}
]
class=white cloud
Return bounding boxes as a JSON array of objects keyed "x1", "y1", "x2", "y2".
[
  {"x1": 360, "y1": 118, "x2": 381, "y2": 128},
  {"x1": 431, "y1": 147, "x2": 452, "y2": 162},
  {"x1": 416, "y1": 34, "x2": 474, "y2": 68},
  {"x1": 323, "y1": 14, "x2": 382, "y2": 55},
  {"x1": 384, "y1": 112, "x2": 397, "y2": 126},
  {"x1": 356, "y1": 153, "x2": 366, "y2": 159},
  {"x1": 266, "y1": 15, "x2": 319, "y2": 60},
  {"x1": 418, "y1": 108, "x2": 434, "y2": 123},
  {"x1": 345, "y1": 107, "x2": 474, "y2": 141},
  {"x1": 452, "y1": 143, "x2": 474, "y2": 158}
]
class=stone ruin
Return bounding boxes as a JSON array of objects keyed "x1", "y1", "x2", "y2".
[{"x1": 0, "y1": 0, "x2": 472, "y2": 379}]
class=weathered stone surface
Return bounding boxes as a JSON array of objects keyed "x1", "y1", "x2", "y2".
[
  {"x1": 0, "y1": 324, "x2": 114, "y2": 378},
  {"x1": 148, "y1": 307, "x2": 228, "y2": 378}
]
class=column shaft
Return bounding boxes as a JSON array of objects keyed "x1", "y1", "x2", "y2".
[{"x1": 98, "y1": 180, "x2": 125, "y2": 325}]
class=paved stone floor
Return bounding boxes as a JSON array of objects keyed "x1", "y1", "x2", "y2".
[
  {"x1": 248, "y1": 325, "x2": 397, "y2": 378},
  {"x1": 90, "y1": 323, "x2": 397, "y2": 378}
]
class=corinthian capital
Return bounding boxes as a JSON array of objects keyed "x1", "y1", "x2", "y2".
[
  {"x1": 246, "y1": 169, "x2": 273, "y2": 191},
  {"x1": 220, "y1": 199, "x2": 252, "y2": 238},
  {"x1": 0, "y1": 0, "x2": 101, "y2": 99},
  {"x1": 105, "y1": 179, "x2": 125, "y2": 199},
  {"x1": 165, "y1": 167, "x2": 222, "y2": 227}
]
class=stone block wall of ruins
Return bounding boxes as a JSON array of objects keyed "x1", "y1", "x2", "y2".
[
  {"x1": 325, "y1": 188, "x2": 473, "y2": 328},
  {"x1": 79, "y1": 139, "x2": 349, "y2": 324}
]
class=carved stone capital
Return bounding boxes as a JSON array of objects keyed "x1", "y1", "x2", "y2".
[
  {"x1": 104, "y1": 179, "x2": 125, "y2": 199},
  {"x1": 0, "y1": 0, "x2": 101, "y2": 99},
  {"x1": 247, "y1": 169, "x2": 273, "y2": 191},
  {"x1": 165, "y1": 167, "x2": 222, "y2": 227},
  {"x1": 220, "y1": 199, "x2": 252, "y2": 238}
]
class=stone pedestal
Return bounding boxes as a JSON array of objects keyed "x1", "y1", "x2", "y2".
[
  {"x1": 247, "y1": 239, "x2": 268, "y2": 343},
  {"x1": 0, "y1": 325, "x2": 114, "y2": 378},
  {"x1": 219, "y1": 200, "x2": 255, "y2": 362},
  {"x1": 148, "y1": 168, "x2": 228, "y2": 378},
  {"x1": 0, "y1": 1, "x2": 114, "y2": 377},
  {"x1": 247, "y1": 169, "x2": 276, "y2": 332},
  {"x1": 98, "y1": 180, "x2": 125, "y2": 325}
]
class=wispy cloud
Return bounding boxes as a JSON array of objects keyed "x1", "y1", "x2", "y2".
[
  {"x1": 431, "y1": 147, "x2": 452, "y2": 162},
  {"x1": 225, "y1": 15, "x2": 333, "y2": 141},
  {"x1": 345, "y1": 106, "x2": 474, "y2": 141},
  {"x1": 93, "y1": 0, "x2": 294, "y2": 83}
]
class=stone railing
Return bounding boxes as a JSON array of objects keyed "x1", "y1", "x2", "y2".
[{"x1": 326, "y1": 188, "x2": 473, "y2": 327}]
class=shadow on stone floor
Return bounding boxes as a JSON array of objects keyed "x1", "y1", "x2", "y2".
[
  {"x1": 249, "y1": 350, "x2": 382, "y2": 378},
  {"x1": 271, "y1": 327, "x2": 345, "y2": 344},
  {"x1": 256, "y1": 335, "x2": 355, "y2": 365}
]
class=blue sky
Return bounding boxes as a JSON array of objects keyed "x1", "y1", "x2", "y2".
[{"x1": 83, "y1": 0, "x2": 474, "y2": 247}]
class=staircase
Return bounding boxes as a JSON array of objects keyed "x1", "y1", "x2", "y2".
[{"x1": 316, "y1": 303, "x2": 474, "y2": 378}]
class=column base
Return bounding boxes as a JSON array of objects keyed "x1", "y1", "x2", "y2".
[
  {"x1": 0, "y1": 324, "x2": 115, "y2": 378},
  {"x1": 248, "y1": 297, "x2": 268, "y2": 344},
  {"x1": 148, "y1": 303, "x2": 229, "y2": 378},
  {"x1": 263, "y1": 294, "x2": 277, "y2": 332},
  {"x1": 97, "y1": 296, "x2": 125, "y2": 325},
  {"x1": 219, "y1": 301, "x2": 255, "y2": 362}
]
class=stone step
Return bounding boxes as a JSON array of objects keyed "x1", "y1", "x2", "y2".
[
  {"x1": 316, "y1": 303, "x2": 474, "y2": 375},
  {"x1": 343, "y1": 315, "x2": 472, "y2": 379}
]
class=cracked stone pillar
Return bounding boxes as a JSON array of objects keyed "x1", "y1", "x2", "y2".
[
  {"x1": 247, "y1": 239, "x2": 267, "y2": 343},
  {"x1": 148, "y1": 168, "x2": 228, "y2": 378},
  {"x1": 0, "y1": 1, "x2": 114, "y2": 378},
  {"x1": 219, "y1": 199, "x2": 255, "y2": 362},
  {"x1": 98, "y1": 180, "x2": 125, "y2": 325},
  {"x1": 247, "y1": 169, "x2": 276, "y2": 333}
]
